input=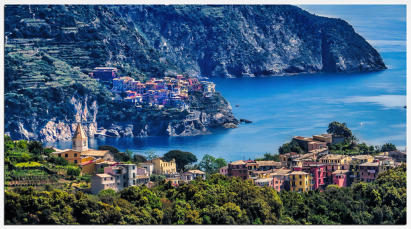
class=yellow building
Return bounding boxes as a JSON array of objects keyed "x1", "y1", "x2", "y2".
[
  {"x1": 289, "y1": 171, "x2": 311, "y2": 192},
  {"x1": 319, "y1": 154, "x2": 352, "y2": 165},
  {"x1": 351, "y1": 155, "x2": 374, "y2": 164},
  {"x1": 52, "y1": 123, "x2": 112, "y2": 165},
  {"x1": 152, "y1": 158, "x2": 177, "y2": 175}
]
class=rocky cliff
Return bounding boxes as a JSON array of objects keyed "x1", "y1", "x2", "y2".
[
  {"x1": 117, "y1": 5, "x2": 386, "y2": 78},
  {"x1": 5, "y1": 5, "x2": 385, "y2": 141}
]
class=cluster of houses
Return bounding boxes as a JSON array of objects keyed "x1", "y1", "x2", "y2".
[
  {"x1": 53, "y1": 124, "x2": 406, "y2": 194},
  {"x1": 219, "y1": 133, "x2": 406, "y2": 192},
  {"x1": 53, "y1": 123, "x2": 206, "y2": 194},
  {"x1": 89, "y1": 67, "x2": 216, "y2": 109}
]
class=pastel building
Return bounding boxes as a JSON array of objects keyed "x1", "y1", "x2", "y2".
[
  {"x1": 152, "y1": 158, "x2": 177, "y2": 175},
  {"x1": 332, "y1": 170, "x2": 349, "y2": 187},
  {"x1": 302, "y1": 163, "x2": 326, "y2": 190},
  {"x1": 358, "y1": 162, "x2": 379, "y2": 182},
  {"x1": 255, "y1": 178, "x2": 274, "y2": 188},
  {"x1": 91, "y1": 174, "x2": 116, "y2": 194},
  {"x1": 219, "y1": 166, "x2": 228, "y2": 175},
  {"x1": 289, "y1": 171, "x2": 311, "y2": 192}
]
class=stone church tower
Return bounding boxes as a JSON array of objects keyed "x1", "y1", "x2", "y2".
[{"x1": 73, "y1": 123, "x2": 88, "y2": 152}]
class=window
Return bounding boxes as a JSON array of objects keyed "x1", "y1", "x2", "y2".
[
  {"x1": 104, "y1": 178, "x2": 106, "y2": 181},
  {"x1": 74, "y1": 160, "x2": 78, "y2": 164},
  {"x1": 58, "y1": 154, "x2": 61, "y2": 157},
  {"x1": 65, "y1": 154, "x2": 68, "y2": 158},
  {"x1": 74, "y1": 153, "x2": 77, "y2": 157},
  {"x1": 299, "y1": 175, "x2": 302, "y2": 179},
  {"x1": 133, "y1": 173, "x2": 136, "y2": 178},
  {"x1": 133, "y1": 166, "x2": 135, "y2": 170},
  {"x1": 299, "y1": 181, "x2": 302, "y2": 185}
]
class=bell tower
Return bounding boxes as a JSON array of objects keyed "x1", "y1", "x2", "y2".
[{"x1": 73, "y1": 123, "x2": 88, "y2": 152}]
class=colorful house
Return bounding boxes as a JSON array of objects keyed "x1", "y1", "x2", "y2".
[
  {"x1": 227, "y1": 160, "x2": 248, "y2": 180},
  {"x1": 289, "y1": 171, "x2": 311, "y2": 192},
  {"x1": 255, "y1": 178, "x2": 274, "y2": 188},
  {"x1": 152, "y1": 158, "x2": 177, "y2": 175},
  {"x1": 302, "y1": 163, "x2": 326, "y2": 190},
  {"x1": 90, "y1": 174, "x2": 116, "y2": 194},
  {"x1": 332, "y1": 170, "x2": 349, "y2": 187}
]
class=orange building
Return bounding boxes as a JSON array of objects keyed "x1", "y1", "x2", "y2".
[{"x1": 53, "y1": 149, "x2": 81, "y2": 164}]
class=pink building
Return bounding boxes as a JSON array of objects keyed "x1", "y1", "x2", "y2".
[
  {"x1": 219, "y1": 166, "x2": 228, "y2": 175},
  {"x1": 303, "y1": 163, "x2": 326, "y2": 190},
  {"x1": 332, "y1": 170, "x2": 349, "y2": 187}
]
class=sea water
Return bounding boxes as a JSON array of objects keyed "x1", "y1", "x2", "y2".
[{"x1": 45, "y1": 5, "x2": 406, "y2": 161}]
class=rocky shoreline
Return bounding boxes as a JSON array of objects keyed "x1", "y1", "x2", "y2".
[{"x1": 5, "y1": 92, "x2": 239, "y2": 142}]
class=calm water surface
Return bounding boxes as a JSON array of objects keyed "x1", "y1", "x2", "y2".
[{"x1": 45, "y1": 6, "x2": 406, "y2": 161}]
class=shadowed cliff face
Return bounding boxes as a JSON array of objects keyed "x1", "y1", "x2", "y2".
[
  {"x1": 116, "y1": 5, "x2": 386, "y2": 78},
  {"x1": 4, "y1": 5, "x2": 386, "y2": 141}
]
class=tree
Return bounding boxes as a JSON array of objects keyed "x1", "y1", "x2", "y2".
[
  {"x1": 278, "y1": 140, "x2": 304, "y2": 154},
  {"x1": 98, "y1": 145, "x2": 131, "y2": 162},
  {"x1": 145, "y1": 151, "x2": 159, "y2": 161},
  {"x1": 133, "y1": 154, "x2": 147, "y2": 164},
  {"x1": 163, "y1": 150, "x2": 197, "y2": 172},
  {"x1": 28, "y1": 141, "x2": 44, "y2": 155},
  {"x1": 380, "y1": 143, "x2": 397, "y2": 152},
  {"x1": 199, "y1": 154, "x2": 227, "y2": 174},
  {"x1": 327, "y1": 121, "x2": 353, "y2": 139},
  {"x1": 67, "y1": 166, "x2": 81, "y2": 178}
]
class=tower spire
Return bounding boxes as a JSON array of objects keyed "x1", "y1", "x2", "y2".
[{"x1": 73, "y1": 122, "x2": 88, "y2": 152}]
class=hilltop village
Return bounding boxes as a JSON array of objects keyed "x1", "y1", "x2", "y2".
[{"x1": 90, "y1": 67, "x2": 216, "y2": 110}]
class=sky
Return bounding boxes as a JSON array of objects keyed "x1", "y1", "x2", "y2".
[{"x1": 298, "y1": 5, "x2": 406, "y2": 52}]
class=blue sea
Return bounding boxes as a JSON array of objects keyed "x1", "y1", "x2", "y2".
[{"x1": 45, "y1": 5, "x2": 406, "y2": 162}]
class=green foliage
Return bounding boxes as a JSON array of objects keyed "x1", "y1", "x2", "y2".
[
  {"x1": 145, "y1": 151, "x2": 159, "y2": 161},
  {"x1": 67, "y1": 167, "x2": 81, "y2": 178},
  {"x1": 98, "y1": 145, "x2": 132, "y2": 162},
  {"x1": 380, "y1": 143, "x2": 397, "y2": 152},
  {"x1": 327, "y1": 121, "x2": 354, "y2": 142},
  {"x1": 133, "y1": 154, "x2": 148, "y2": 164},
  {"x1": 279, "y1": 140, "x2": 304, "y2": 154},
  {"x1": 150, "y1": 174, "x2": 166, "y2": 183},
  {"x1": 14, "y1": 161, "x2": 43, "y2": 168},
  {"x1": 255, "y1": 153, "x2": 280, "y2": 161},
  {"x1": 4, "y1": 166, "x2": 406, "y2": 225},
  {"x1": 163, "y1": 150, "x2": 197, "y2": 172},
  {"x1": 199, "y1": 154, "x2": 227, "y2": 174}
]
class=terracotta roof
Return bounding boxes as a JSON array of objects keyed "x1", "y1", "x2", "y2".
[
  {"x1": 290, "y1": 171, "x2": 309, "y2": 175},
  {"x1": 332, "y1": 170, "x2": 349, "y2": 175},
  {"x1": 230, "y1": 160, "x2": 245, "y2": 165},
  {"x1": 73, "y1": 123, "x2": 87, "y2": 140},
  {"x1": 320, "y1": 154, "x2": 350, "y2": 160},
  {"x1": 256, "y1": 161, "x2": 281, "y2": 166},
  {"x1": 187, "y1": 169, "x2": 205, "y2": 175},
  {"x1": 81, "y1": 149, "x2": 110, "y2": 157}
]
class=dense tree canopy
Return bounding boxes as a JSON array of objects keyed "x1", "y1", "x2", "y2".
[
  {"x1": 380, "y1": 143, "x2": 397, "y2": 152},
  {"x1": 4, "y1": 165, "x2": 406, "y2": 225},
  {"x1": 199, "y1": 154, "x2": 227, "y2": 174},
  {"x1": 163, "y1": 150, "x2": 197, "y2": 172},
  {"x1": 278, "y1": 140, "x2": 304, "y2": 154},
  {"x1": 327, "y1": 121, "x2": 353, "y2": 140}
]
